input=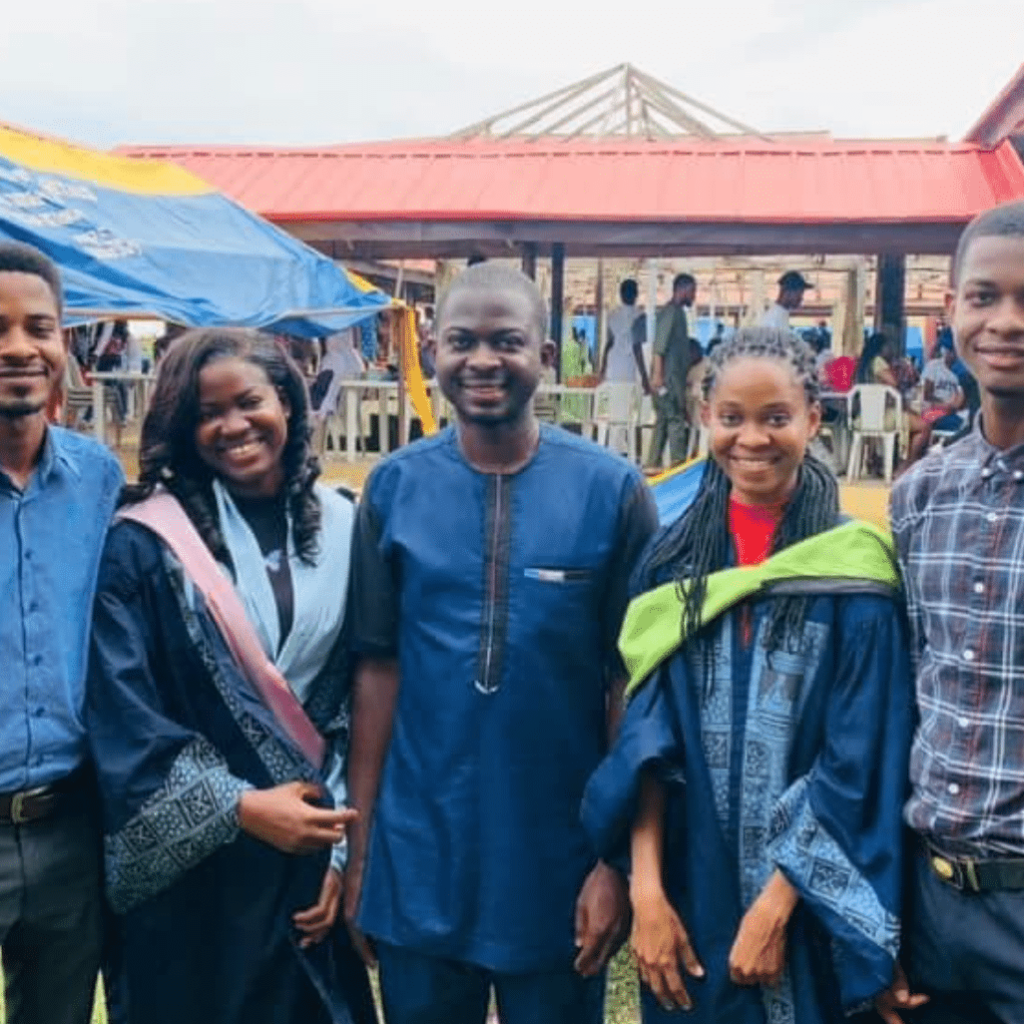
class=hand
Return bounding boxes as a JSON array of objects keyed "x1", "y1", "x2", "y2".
[
  {"x1": 238, "y1": 782, "x2": 357, "y2": 855},
  {"x1": 630, "y1": 887, "x2": 704, "y2": 1012},
  {"x1": 342, "y1": 836, "x2": 377, "y2": 968},
  {"x1": 574, "y1": 862, "x2": 630, "y2": 977},
  {"x1": 728, "y1": 873, "x2": 798, "y2": 988},
  {"x1": 875, "y1": 961, "x2": 930, "y2": 1024},
  {"x1": 293, "y1": 867, "x2": 342, "y2": 948}
]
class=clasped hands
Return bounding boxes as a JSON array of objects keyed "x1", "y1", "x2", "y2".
[{"x1": 630, "y1": 870, "x2": 797, "y2": 1012}]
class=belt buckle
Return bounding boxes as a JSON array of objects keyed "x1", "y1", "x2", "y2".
[
  {"x1": 962, "y1": 858, "x2": 982, "y2": 893},
  {"x1": 931, "y1": 852, "x2": 981, "y2": 893},
  {"x1": 10, "y1": 791, "x2": 29, "y2": 825},
  {"x1": 931, "y1": 854, "x2": 959, "y2": 887}
]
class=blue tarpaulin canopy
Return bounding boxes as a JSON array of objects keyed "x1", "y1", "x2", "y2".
[
  {"x1": 650, "y1": 458, "x2": 707, "y2": 525},
  {"x1": 0, "y1": 124, "x2": 390, "y2": 336}
]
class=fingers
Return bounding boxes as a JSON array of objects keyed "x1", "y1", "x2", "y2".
[
  {"x1": 640, "y1": 959, "x2": 691, "y2": 1013},
  {"x1": 591, "y1": 926, "x2": 625, "y2": 976},
  {"x1": 304, "y1": 806, "x2": 357, "y2": 829},
  {"x1": 294, "y1": 781, "x2": 325, "y2": 802},
  {"x1": 573, "y1": 933, "x2": 604, "y2": 977},
  {"x1": 295, "y1": 870, "x2": 341, "y2": 948},
  {"x1": 676, "y1": 928, "x2": 704, "y2": 980},
  {"x1": 876, "y1": 1002, "x2": 906, "y2": 1024}
]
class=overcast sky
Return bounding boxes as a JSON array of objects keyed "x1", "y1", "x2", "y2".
[{"x1": 1, "y1": 0, "x2": 1020, "y2": 149}]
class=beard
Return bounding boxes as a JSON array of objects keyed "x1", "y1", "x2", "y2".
[{"x1": 0, "y1": 396, "x2": 45, "y2": 419}]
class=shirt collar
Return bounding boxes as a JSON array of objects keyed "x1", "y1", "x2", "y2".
[
  {"x1": 970, "y1": 416, "x2": 1024, "y2": 475},
  {"x1": 36, "y1": 426, "x2": 81, "y2": 484}
]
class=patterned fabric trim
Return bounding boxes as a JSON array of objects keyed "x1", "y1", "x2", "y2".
[
  {"x1": 168, "y1": 551, "x2": 318, "y2": 788},
  {"x1": 767, "y1": 775, "x2": 900, "y2": 960},
  {"x1": 105, "y1": 737, "x2": 251, "y2": 914}
]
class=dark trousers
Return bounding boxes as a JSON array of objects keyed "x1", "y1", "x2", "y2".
[
  {"x1": 0, "y1": 800, "x2": 103, "y2": 1024},
  {"x1": 903, "y1": 846, "x2": 1024, "y2": 1024},
  {"x1": 646, "y1": 391, "x2": 689, "y2": 469},
  {"x1": 376, "y1": 942, "x2": 605, "y2": 1024}
]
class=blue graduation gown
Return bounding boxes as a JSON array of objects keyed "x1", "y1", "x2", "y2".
[
  {"x1": 583, "y1": 588, "x2": 913, "y2": 1024},
  {"x1": 86, "y1": 521, "x2": 375, "y2": 1024}
]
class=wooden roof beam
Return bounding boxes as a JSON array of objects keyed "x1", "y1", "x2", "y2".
[{"x1": 449, "y1": 63, "x2": 624, "y2": 138}]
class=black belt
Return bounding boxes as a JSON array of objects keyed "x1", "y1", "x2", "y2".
[
  {"x1": 0, "y1": 769, "x2": 85, "y2": 825},
  {"x1": 926, "y1": 842, "x2": 1024, "y2": 893}
]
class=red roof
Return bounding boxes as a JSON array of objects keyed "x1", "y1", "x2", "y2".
[{"x1": 119, "y1": 138, "x2": 1024, "y2": 226}]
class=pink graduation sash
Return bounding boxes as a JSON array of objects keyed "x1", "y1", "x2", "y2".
[{"x1": 118, "y1": 492, "x2": 326, "y2": 769}]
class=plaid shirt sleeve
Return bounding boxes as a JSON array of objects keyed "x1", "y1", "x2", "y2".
[{"x1": 898, "y1": 430, "x2": 1024, "y2": 857}]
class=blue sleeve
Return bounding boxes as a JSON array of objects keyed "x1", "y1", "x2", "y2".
[
  {"x1": 602, "y1": 474, "x2": 660, "y2": 676},
  {"x1": 581, "y1": 660, "x2": 685, "y2": 864},
  {"x1": 766, "y1": 596, "x2": 913, "y2": 1011},
  {"x1": 348, "y1": 463, "x2": 399, "y2": 656},
  {"x1": 87, "y1": 524, "x2": 252, "y2": 913}
]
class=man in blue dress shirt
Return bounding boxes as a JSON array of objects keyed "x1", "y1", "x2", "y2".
[
  {"x1": 0, "y1": 243, "x2": 123, "y2": 1024},
  {"x1": 345, "y1": 263, "x2": 658, "y2": 1024}
]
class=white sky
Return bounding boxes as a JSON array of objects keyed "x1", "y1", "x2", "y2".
[{"x1": 1, "y1": 0, "x2": 1020, "y2": 148}]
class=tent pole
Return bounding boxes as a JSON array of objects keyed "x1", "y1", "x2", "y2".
[{"x1": 551, "y1": 244, "x2": 565, "y2": 382}]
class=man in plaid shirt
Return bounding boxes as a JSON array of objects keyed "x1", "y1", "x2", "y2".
[{"x1": 886, "y1": 200, "x2": 1024, "y2": 1024}]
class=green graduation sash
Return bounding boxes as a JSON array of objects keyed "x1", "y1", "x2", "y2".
[{"x1": 621, "y1": 520, "x2": 899, "y2": 698}]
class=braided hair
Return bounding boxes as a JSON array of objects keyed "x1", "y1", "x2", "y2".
[
  {"x1": 639, "y1": 326, "x2": 840, "y2": 666},
  {"x1": 121, "y1": 328, "x2": 322, "y2": 565}
]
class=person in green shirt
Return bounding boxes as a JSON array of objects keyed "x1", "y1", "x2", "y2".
[{"x1": 646, "y1": 273, "x2": 697, "y2": 469}]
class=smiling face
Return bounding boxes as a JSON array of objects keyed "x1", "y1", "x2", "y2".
[
  {"x1": 0, "y1": 271, "x2": 66, "y2": 420},
  {"x1": 949, "y1": 235, "x2": 1024, "y2": 400},
  {"x1": 435, "y1": 284, "x2": 542, "y2": 428},
  {"x1": 193, "y1": 356, "x2": 290, "y2": 498},
  {"x1": 703, "y1": 355, "x2": 820, "y2": 508}
]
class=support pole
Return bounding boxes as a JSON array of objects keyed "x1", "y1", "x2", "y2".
[
  {"x1": 521, "y1": 243, "x2": 538, "y2": 281},
  {"x1": 551, "y1": 244, "x2": 565, "y2": 382},
  {"x1": 874, "y1": 254, "x2": 907, "y2": 353},
  {"x1": 594, "y1": 257, "x2": 605, "y2": 373},
  {"x1": 749, "y1": 270, "x2": 766, "y2": 326},
  {"x1": 645, "y1": 259, "x2": 658, "y2": 349}
]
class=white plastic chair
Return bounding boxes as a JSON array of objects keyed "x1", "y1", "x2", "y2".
[
  {"x1": 637, "y1": 393, "x2": 659, "y2": 465},
  {"x1": 845, "y1": 384, "x2": 902, "y2": 484},
  {"x1": 592, "y1": 382, "x2": 641, "y2": 461}
]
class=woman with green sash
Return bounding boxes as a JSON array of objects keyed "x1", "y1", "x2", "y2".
[{"x1": 582, "y1": 328, "x2": 914, "y2": 1024}]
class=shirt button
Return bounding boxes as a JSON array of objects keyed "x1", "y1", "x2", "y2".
[
  {"x1": 28, "y1": 601, "x2": 38, "y2": 613},
  {"x1": 32, "y1": 654, "x2": 43, "y2": 667},
  {"x1": 958, "y1": 716, "x2": 970, "y2": 728},
  {"x1": 986, "y1": 513, "x2": 998, "y2": 524},
  {"x1": 1015, "y1": 471, "x2": 1024, "y2": 481},
  {"x1": 982, "y1": 467, "x2": 994, "y2": 478},
  {"x1": 973, "y1": 582, "x2": 985, "y2": 594},
  {"x1": 23, "y1": 549, "x2": 32, "y2": 561},
  {"x1": 33, "y1": 707, "x2": 45, "y2": 717},
  {"x1": 964, "y1": 649, "x2": 975, "y2": 662},
  {"x1": 948, "y1": 783, "x2": 961, "y2": 796}
]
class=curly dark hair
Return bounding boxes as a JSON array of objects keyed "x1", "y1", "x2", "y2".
[
  {"x1": 121, "y1": 328, "x2": 322, "y2": 565},
  {"x1": 639, "y1": 326, "x2": 839, "y2": 672}
]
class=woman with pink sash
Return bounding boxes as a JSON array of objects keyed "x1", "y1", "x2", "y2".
[{"x1": 86, "y1": 329, "x2": 376, "y2": 1024}]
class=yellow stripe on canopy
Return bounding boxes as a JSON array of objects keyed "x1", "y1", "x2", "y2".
[
  {"x1": 346, "y1": 269, "x2": 382, "y2": 294},
  {"x1": 0, "y1": 125, "x2": 213, "y2": 196}
]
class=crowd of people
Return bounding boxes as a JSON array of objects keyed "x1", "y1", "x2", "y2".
[
  {"x1": 594, "y1": 263, "x2": 981, "y2": 478},
  {"x1": 1, "y1": 197, "x2": 1023, "y2": 1024}
]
